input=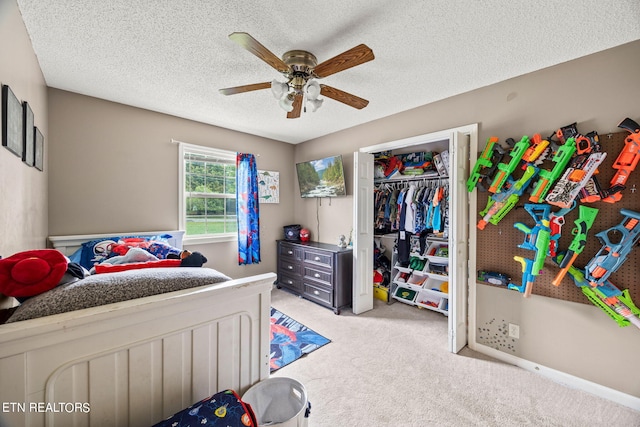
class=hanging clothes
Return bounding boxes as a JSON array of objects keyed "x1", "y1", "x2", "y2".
[{"x1": 374, "y1": 179, "x2": 450, "y2": 258}]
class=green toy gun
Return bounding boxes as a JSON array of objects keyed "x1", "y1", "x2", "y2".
[
  {"x1": 477, "y1": 164, "x2": 539, "y2": 229},
  {"x1": 488, "y1": 136, "x2": 530, "y2": 194},
  {"x1": 551, "y1": 205, "x2": 599, "y2": 287},
  {"x1": 507, "y1": 204, "x2": 551, "y2": 297},
  {"x1": 529, "y1": 137, "x2": 577, "y2": 203},
  {"x1": 467, "y1": 137, "x2": 505, "y2": 192},
  {"x1": 554, "y1": 253, "x2": 640, "y2": 329}
]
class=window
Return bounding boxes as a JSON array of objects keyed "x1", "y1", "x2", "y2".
[{"x1": 179, "y1": 143, "x2": 237, "y2": 242}]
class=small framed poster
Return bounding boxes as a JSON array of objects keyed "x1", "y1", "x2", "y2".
[
  {"x1": 2, "y1": 85, "x2": 23, "y2": 158},
  {"x1": 258, "y1": 170, "x2": 279, "y2": 203},
  {"x1": 23, "y1": 101, "x2": 35, "y2": 166},
  {"x1": 34, "y1": 127, "x2": 44, "y2": 171}
]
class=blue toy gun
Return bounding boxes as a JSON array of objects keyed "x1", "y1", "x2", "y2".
[
  {"x1": 554, "y1": 253, "x2": 640, "y2": 329},
  {"x1": 583, "y1": 209, "x2": 640, "y2": 287},
  {"x1": 507, "y1": 204, "x2": 551, "y2": 297}
]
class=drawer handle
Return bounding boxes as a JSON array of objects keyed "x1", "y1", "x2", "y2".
[
  {"x1": 287, "y1": 250, "x2": 293, "y2": 255},
  {"x1": 287, "y1": 280, "x2": 293, "y2": 285},
  {"x1": 287, "y1": 265, "x2": 293, "y2": 270},
  {"x1": 313, "y1": 290, "x2": 319, "y2": 295},
  {"x1": 314, "y1": 256, "x2": 321, "y2": 261},
  {"x1": 314, "y1": 273, "x2": 321, "y2": 278}
]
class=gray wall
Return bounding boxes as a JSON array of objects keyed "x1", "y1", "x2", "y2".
[
  {"x1": 0, "y1": 0, "x2": 48, "y2": 254},
  {"x1": 0, "y1": 0, "x2": 48, "y2": 308},
  {"x1": 293, "y1": 40, "x2": 640, "y2": 398},
  {"x1": 47, "y1": 89, "x2": 296, "y2": 279}
]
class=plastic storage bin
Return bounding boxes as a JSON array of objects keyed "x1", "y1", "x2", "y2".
[{"x1": 243, "y1": 377, "x2": 310, "y2": 427}]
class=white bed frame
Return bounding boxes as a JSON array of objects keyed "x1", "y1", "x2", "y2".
[{"x1": 0, "y1": 231, "x2": 274, "y2": 427}]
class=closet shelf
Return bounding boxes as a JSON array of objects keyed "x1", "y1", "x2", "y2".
[
  {"x1": 393, "y1": 266, "x2": 449, "y2": 280},
  {"x1": 391, "y1": 234, "x2": 449, "y2": 315},
  {"x1": 392, "y1": 284, "x2": 449, "y2": 315}
]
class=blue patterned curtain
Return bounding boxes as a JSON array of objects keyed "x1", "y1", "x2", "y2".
[{"x1": 236, "y1": 153, "x2": 261, "y2": 265}]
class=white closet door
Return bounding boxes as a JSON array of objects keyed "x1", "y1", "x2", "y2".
[
  {"x1": 352, "y1": 151, "x2": 374, "y2": 314},
  {"x1": 449, "y1": 131, "x2": 470, "y2": 353}
]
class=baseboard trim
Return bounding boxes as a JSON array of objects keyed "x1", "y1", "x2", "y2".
[{"x1": 469, "y1": 342, "x2": 640, "y2": 412}]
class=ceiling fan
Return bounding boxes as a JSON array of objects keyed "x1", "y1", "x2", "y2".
[{"x1": 219, "y1": 32, "x2": 375, "y2": 119}]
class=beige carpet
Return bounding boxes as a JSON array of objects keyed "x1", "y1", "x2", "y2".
[{"x1": 270, "y1": 288, "x2": 640, "y2": 427}]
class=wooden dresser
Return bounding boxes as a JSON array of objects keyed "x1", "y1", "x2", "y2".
[{"x1": 276, "y1": 240, "x2": 353, "y2": 314}]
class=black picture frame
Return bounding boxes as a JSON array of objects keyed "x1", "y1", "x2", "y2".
[
  {"x1": 23, "y1": 101, "x2": 34, "y2": 166},
  {"x1": 34, "y1": 127, "x2": 44, "y2": 171},
  {"x1": 2, "y1": 85, "x2": 23, "y2": 158}
]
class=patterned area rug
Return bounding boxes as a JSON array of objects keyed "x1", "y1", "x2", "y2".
[{"x1": 270, "y1": 307, "x2": 331, "y2": 372}]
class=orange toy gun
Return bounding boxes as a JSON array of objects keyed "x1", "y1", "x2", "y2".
[{"x1": 602, "y1": 117, "x2": 640, "y2": 203}]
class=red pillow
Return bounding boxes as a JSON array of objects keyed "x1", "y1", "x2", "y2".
[{"x1": 0, "y1": 250, "x2": 68, "y2": 297}]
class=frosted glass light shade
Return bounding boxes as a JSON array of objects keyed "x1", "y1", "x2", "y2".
[
  {"x1": 271, "y1": 80, "x2": 289, "y2": 99},
  {"x1": 279, "y1": 94, "x2": 295, "y2": 112},
  {"x1": 305, "y1": 80, "x2": 321, "y2": 100},
  {"x1": 307, "y1": 98, "x2": 323, "y2": 112}
]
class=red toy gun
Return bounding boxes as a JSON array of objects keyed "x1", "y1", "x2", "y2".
[{"x1": 602, "y1": 117, "x2": 640, "y2": 203}]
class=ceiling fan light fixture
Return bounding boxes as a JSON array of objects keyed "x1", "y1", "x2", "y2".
[
  {"x1": 305, "y1": 80, "x2": 321, "y2": 100},
  {"x1": 270, "y1": 80, "x2": 289, "y2": 99},
  {"x1": 307, "y1": 98, "x2": 323, "y2": 112},
  {"x1": 278, "y1": 93, "x2": 295, "y2": 112},
  {"x1": 223, "y1": 33, "x2": 374, "y2": 118}
]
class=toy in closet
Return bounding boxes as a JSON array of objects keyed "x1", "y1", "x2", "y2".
[{"x1": 374, "y1": 177, "x2": 450, "y2": 314}]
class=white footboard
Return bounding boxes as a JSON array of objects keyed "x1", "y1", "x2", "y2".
[{"x1": 0, "y1": 273, "x2": 275, "y2": 427}]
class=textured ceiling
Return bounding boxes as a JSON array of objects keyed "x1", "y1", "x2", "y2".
[{"x1": 16, "y1": 1, "x2": 640, "y2": 144}]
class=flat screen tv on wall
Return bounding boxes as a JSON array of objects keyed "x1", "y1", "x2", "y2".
[{"x1": 296, "y1": 155, "x2": 346, "y2": 198}]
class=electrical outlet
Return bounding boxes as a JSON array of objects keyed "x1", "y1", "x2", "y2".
[{"x1": 508, "y1": 323, "x2": 520, "y2": 339}]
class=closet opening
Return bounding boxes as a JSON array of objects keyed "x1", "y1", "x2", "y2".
[{"x1": 353, "y1": 124, "x2": 478, "y2": 353}]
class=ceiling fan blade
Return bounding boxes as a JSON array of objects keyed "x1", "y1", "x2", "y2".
[
  {"x1": 219, "y1": 82, "x2": 271, "y2": 95},
  {"x1": 228, "y1": 32, "x2": 289, "y2": 73},
  {"x1": 312, "y1": 44, "x2": 374, "y2": 78},
  {"x1": 320, "y1": 85, "x2": 369, "y2": 109},
  {"x1": 287, "y1": 94, "x2": 303, "y2": 119}
]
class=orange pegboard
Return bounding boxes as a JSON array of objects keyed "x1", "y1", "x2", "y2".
[{"x1": 476, "y1": 131, "x2": 640, "y2": 305}]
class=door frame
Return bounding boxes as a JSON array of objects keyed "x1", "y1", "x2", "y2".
[{"x1": 354, "y1": 124, "x2": 478, "y2": 353}]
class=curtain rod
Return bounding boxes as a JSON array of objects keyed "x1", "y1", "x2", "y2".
[{"x1": 170, "y1": 138, "x2": 260, "y2": 156}]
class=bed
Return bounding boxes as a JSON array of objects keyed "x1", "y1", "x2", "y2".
[{"x1": 0, "y1": 230, "x2": 275, "y2": 427}]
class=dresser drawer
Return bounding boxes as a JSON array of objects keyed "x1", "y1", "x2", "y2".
[
  {"x1": 303, "y1": 249, "x2": 333, "y2": 269},
  {"x1": 303, "y1": 282, "x2": 333, "y2": 307},
  {"x1": 303, "y1": 266, "x2": 333, "y2": 287},
  {"x1": 279, "y1": 242, "x2": 302, "y2": 261},
  {"x1": 278, "y1": 272, "x2": 303, "y2": 292},
  {"x1": 279, "y1": 259, "x2": 302, "y2": 276}
]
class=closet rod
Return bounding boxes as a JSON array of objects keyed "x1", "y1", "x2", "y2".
[{"x1": 374, "y1": 175, "x2": 448, "y2": 186}]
